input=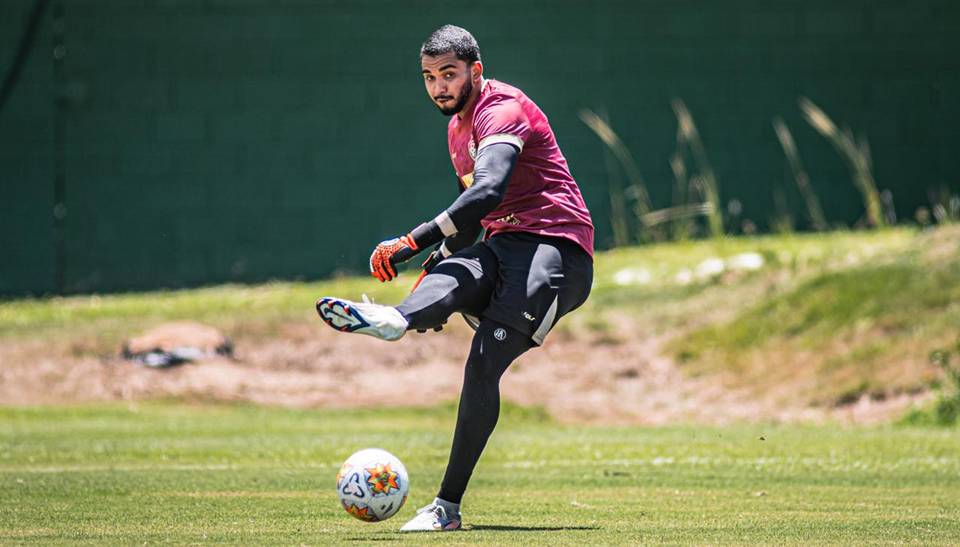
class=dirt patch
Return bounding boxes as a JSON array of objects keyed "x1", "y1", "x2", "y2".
[
  {"x1": 0, "y1": 314, "x2": 930, "y2": 425},
  {"x1": 921, "y1": 224, "x2": 960, "y2": 264}
]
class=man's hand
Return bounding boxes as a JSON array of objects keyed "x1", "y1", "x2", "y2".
[
  {"x1": 409, "y1": 244, "x2": 447, "y2": 293},
  {"x1": 369, "y1": 235, "x2": 419, "y2": 282},
  {"x1": 420, "y1": 244, "x2": 447, "y2": 274}
]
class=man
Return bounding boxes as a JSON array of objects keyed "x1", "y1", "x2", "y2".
[{"x1": 316, "y1": 25, "x2": 594, "y2": 532}]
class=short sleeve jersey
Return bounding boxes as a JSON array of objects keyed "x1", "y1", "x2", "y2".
[{"x1": 447, "y1": 79, "x2": 594, "y2": 256}]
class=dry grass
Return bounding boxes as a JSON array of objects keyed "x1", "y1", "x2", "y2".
[
  {"x1": 674, "y1": 225, "x2": 960, "y2": 407},
  {"x1": 800, "y1": 97, "x2": 886, "y2": 228},
  {"x1": 773, "y1": 116, "x2": 829, "y2": 231}
]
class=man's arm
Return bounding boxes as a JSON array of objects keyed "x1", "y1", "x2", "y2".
[
  {"x1": 419, "y1": 220, "x2": 483, "y2": 274},
  {"x1": 431, "y1": 175, "x2": 487, "y2": 258},
  {"x1": 408, "y1": 142, "x2": 518, "y2": 246},
  {"x1": 370, "y1": 143, "x2": 519, "y2": 281}
]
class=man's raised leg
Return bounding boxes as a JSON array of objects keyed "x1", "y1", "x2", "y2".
[
  {"x1": 316, "y1": 245, "x2": 495, "y2": 340},
  {"x1": 395, "y1": 251, "x2": 494, "y2": 332}
]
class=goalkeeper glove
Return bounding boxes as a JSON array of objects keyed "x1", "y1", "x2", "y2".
[{"x1": 369, "y1": 235, "x2": 418, "y2": 282}]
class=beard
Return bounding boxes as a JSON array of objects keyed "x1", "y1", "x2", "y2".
[{"x1": 434, "y1": 78, "x2": 473, "y2": 116}]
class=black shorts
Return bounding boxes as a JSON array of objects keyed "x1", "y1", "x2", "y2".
[{"x1": 456, "y1": 232, "x2": 593, "y2": 345}]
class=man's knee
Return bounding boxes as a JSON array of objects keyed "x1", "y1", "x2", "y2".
[
  {"x1": 463, "y1": 352, "x2": 500, "y2": 386},
  {"x1": 400, "y1": 272, "x2": 459, "y2": 309},
  {"x1": 464, "y1": 321, "x2": 532, "y2": 384}
]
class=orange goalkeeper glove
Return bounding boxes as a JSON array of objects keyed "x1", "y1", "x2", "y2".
[{"x1": 369, "y1": 235, "x2": 419, "y2": 282}]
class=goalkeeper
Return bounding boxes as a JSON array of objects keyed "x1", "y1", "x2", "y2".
[{"x1": 316, "y1": 25, "x2": 594, "y2": 532}]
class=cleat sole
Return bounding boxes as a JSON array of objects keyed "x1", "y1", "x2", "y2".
[{"x1": 316, "y1": 298, "x2": 370, "y2": 333}]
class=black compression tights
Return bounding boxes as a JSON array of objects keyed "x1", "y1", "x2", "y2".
[
  {"x1": 395, "y1": 253, "x2": 534, "y2": 504},
  {"x1": 395, "y1": 254, "x2": 492, "y2": 332},
  {"x1": 437, "y1": 320, "x2": 533, "y2": 505}
]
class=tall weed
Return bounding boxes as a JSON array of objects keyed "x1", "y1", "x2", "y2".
[{"x1": 799, "y1": 97, "x2": 886, "y2": 228}]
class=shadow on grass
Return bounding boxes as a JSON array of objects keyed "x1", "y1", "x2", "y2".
[
  {"x1": 469, "y1": 524, "x2": 600, "y2": 532},
  {"x1": 347, "y1": 524, "x2": 599, "y2": 540}
]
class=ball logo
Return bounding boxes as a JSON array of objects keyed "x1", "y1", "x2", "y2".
[
  {"x1": 340, "y1": 472, "x2": 365, "y2": 498},
  {"x1": 365, "y1": 463, "x2": 400, "y2": 495},
  {"x1": 493, "y1": 328, "x2": 507, "y2": 341},
  {"x1": 468, "y1": 138, "x2": 477, "y2": 160}
]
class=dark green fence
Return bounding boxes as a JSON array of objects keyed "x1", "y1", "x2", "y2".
[{"x1": 2, "y1": 0, "x2": 958, "y2": 295}]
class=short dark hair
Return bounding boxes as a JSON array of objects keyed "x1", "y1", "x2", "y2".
[{"x1": 420, "y1": 25, "x2": 481, "y2": 64}]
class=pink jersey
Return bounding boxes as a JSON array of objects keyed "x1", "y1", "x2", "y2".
[{"x1": 447, "y1": 79, "x2": 594, "y2": 256}]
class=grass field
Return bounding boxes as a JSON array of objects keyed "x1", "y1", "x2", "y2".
[
  {"x1": 0, "y1": 228, "x2": 923, "y2": 339},
  {"x1": 2, "y1": 403, "x2": 960, "y2": 545},
  {"x1": 5, "y1": 227, "x2": 953, "y2": 412},
  {"x1": 2, "y1": 227, "x2": 959, "y2": 543}
]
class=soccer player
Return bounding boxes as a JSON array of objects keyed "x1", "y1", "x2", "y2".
[{"x1": 316, "y1": 25, "x2": 594, "y2": 532}]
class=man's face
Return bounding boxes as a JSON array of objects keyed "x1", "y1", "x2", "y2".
[{"x1": 421, "y1": 53, "x2": 479, "y2": 116}]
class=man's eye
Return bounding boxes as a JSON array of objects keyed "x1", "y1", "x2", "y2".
[{"x1": 444, "y1": 73, "x2": 455, "y2": 79}]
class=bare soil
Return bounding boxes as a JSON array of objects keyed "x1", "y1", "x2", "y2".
[{"x1": 0, "y1": 315, "x2": 930, "y2": 425}]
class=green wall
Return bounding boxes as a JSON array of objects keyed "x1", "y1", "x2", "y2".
[
  {"x1": 2, "y1": 0, "x2": 958, "y2": 295},
  {"x1": 1, "y1": 0, "x2": 56, "y2": 295}
]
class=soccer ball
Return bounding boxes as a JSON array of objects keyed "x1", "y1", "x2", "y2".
[{"x1": 336, "y1": 448, "x2": 409, "y2": 522}]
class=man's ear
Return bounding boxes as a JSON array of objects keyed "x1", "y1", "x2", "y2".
[{"x1": 471, "y1": 61, "x2": 484, "y2": 82}]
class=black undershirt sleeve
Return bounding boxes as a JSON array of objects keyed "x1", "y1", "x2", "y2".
[
  {"x1": 445, "y1": 142, "x2": 518, "y2": 232},
  {"x1": 442, "y1": 175, "x2": 484, "y2": 254},
  {"x1": 417, "y1": 188, "x2": 483, "y2": 273},
  {"x1": 441, "y1": 222, "x2": 482, "y2": 254},
  {"x1": 408, "y1": 142, "x2": 519, "y2": 250}
]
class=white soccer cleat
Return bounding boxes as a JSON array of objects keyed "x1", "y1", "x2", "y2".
[
  {"x1": 315, "y1": 297, "x2": 408, "y2": 341},
  {"x1": 399, "y1": 502, "x2": 462, "y2": 532}
]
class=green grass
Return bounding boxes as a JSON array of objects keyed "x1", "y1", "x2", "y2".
[
  {"x1": 589, "y1": 228, "x2": 915, "y2": 305},
  {"x1": 2, "y1": 404, "x2": 959, "y2": 545},
  {"x1": 901, "y1": 340, "x2": 960, "y2": 426},
  {"x1": 0, "y1": 228, "x2": 923, "y2": 371},
  {"x1": 2, "y1": 226, "x2": 955, "y2": 412},
  {"x1": 678, "y1": 255, "x2": 960, "y2": 354},
  {"x1": 669, "y1": 227, "x2": 960, "y2": 403},
  {"x1": 0, "y1": 278, "x2": 409, "y2": 341},
  {"x1": 0, "y1": 228, "x2": 917, "y2": 338},
  {"x1": 2, "y1": 228, "x2": 958, "y2": 543}
]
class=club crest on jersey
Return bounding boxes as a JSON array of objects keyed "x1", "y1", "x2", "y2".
[
  {"x1": 494, "y1": 213, "x2": 522, "y2": 226},
  {"x1": 468, "y1": 137, "x2": 477, "y2": 160}
]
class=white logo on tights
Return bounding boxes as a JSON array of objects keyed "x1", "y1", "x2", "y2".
[{"x1": 493, "y1": 328, "x2": 507, "y2": 341}]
